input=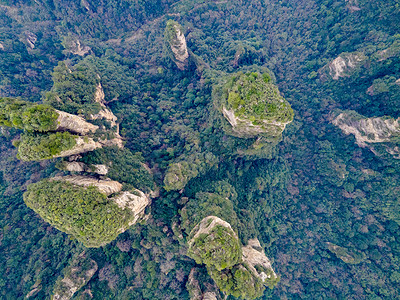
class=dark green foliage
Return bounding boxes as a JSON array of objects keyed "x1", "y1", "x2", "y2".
[
  {"x1": 208, "y1": 264, "x2": 264, "y2": 300},
  {"x1": 187, "y1": 221, "x2": 242, "y2": 271},
  {"x1": 44, "y1": 62, "x2": 102, "y2": 116},
  {"x1": 0, "y1": 97, "x2": 59, "y2": 132},
  {"x1": 221, "y1": 71, "x2": 294, "y2": 124},
  {"x1": 16, "y1": 131, "x2": 77, "y2": 161},
  {"x1": 79, "y1": 147, "x2": 155, "y2": 193},
  {"x1": 24, "y1": 180, "x2": 133, "y2": 248}
]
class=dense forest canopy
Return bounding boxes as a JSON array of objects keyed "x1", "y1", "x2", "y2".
[{"x1": 0, "y1": 0, "x2": 400, "y2": 299}]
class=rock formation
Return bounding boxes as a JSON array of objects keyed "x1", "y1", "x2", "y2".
[
  {"x1": 328, "y1": 52, "x2": 365, "y2": 80},
  {"x1": 332, "y1": 110, "x2": 400, "y2": 159},
  {"x1": 50, "y1": 175, "x2": 123, "y2": 196},
  {"x1": 55, "y1": 110, "x2": 99, "y2": 135},
  {"x1": 165, "y1": 20, "x2": 190, "y2": 70},
  {"x1": 111, "y1": 190, "x2": 150, "y2": 227},
  {"x1": 52, "y1": 252, "x2": 98, "y2": 300},
  {"x1": 242, "y1": 238, "x2": 279, "y2": 289},
  {"x1": 90, "y1": 83, "x2": 118, "y2": 127},
  {"x1": 214, "y1": 71, "x2": 293, "y2": 139},
  {"x1": 60, "y1": 161, "x2": 109, "y2": 175},
  {"x1": 333, "y1": 111, "x2": 400, "y2": 147},
  {"x1": 187, "y1": 216, "x2": 242, "y2": 271}
]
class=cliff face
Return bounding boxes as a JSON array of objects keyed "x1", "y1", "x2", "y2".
[
  {"x1": 242, "y1": 238, "x2": 279, "y2": 288},
  {"x1": 90, "y1": 83, "x2": 118, "y2": 127},
  {"x1": 332, "y1": 110, "x2": 400, "y2": 159},
  {"x1": 188, "y1": 216, "x2": 242, "y2": 271},
  {"x1": 111, "y1": 190, "x2": 150, "y2": 227},
  {"x1": 222, "y1": 106, "x2": 290, "y2": 137},
  {"x1": 55, "y1": 137, "x2": 103, "y2": 158},
  {"x1": 56, "y1": 110, "x2": 99, "y2": 135},
  {"x1": 165, "y1": 20, "x2": 189, "y2": 70},
  {"x1": 327, "y1": 52, "x2": 365, "y2": 80},
  {"x1": 333, "y1": 111, "x2": 400, "y2": 146},
  {"x1": 52, "y1": 253, "x2": 98, "y2": 300},
  {"x1": 51, "y1": 175, "x2": 123, "y2": 196},
  {"x1": 214, "y1": 72, "x2": 294, "y2": 139}
]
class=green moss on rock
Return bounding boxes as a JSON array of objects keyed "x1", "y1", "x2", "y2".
[
  {"x1": 214, "y1": 71, "x2": 294, "y2": 138},
  {"x1": 16, "y1": 131, "x2": 77, "y2": 161},
  {"x1": 187, "y1": 216, "x2": 242, "y2": 271},
  {"x1": 24, "y1": 179, "x2": 134, "y2": 248}
]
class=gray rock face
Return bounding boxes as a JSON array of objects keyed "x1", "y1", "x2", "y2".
[
  {"x1": 241, "y1": 238, "x2": 278, "y2": 284},
  {"x1": 90, "y1": 83, "x2": 118, "y2": 127},
  {"x1": 111, "y1": 190, "x2": 150, "y2": 227},
  {"x1": 332, "y1": 110, "x2": 400, "y2": 159},
  {"x1": 52, "y1": 253, "x2": 98, "y2": 300},
  {"x1": 51, "y1": 175, "x2": 123, "y2": 196},
  {"x1": 55, "y1": 110, "x2": 99, "y2": 135},
  {"x1": 332, "y1": 111, "x2": 400, "y2": 146},
  {"x1": 222, "y1": 106, "x2": 291, "y2": 138},
  {"x1": 328, "y1": 53, "x2": 365, "y2": 80},
  {"x1": 55, "y1": 137, "x2": 103, "y2": 158},
  {"x1": 165, "y1": 21, "x2": 189, "y2": 70},
  {"x1": 61, "y1": 162, "x2": 109, "y2": 175}
]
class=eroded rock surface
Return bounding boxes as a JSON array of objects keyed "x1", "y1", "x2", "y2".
[
  {"x1": 56, "y1": 137, "x2": 102, "y2": 158},
  {"x1": 52, "y1": 253, "x2": 98, "y2": 300},
  {"x1": 165, "y1": 20, "x2": 189, "y2": 70},
  {"x1": 242, "y1": 238, "x2": 278, "y2": 285},
  {"x1": 51, "y1": 175, "x2": 123, "y2": 196},
  {"x1": 61, "y1": 161, "x2": 109, "y2": 175},
  {"x1": 111, "y1": 190, "x2": 150, "y2": 226},
  {"x1": 56, "y1": 110, "x2": 99, "y2": 135},
  {"x1": 188, "y1": 216, "x2": 242, "y2": 271},
  {"x1": 328, "y1": 53, "x2": 365, "y2": 80},
  {"x1": 332, "y1": 111, "x2": 400, "y2": 147},
  {"x1": 90, "y1": 83, "x2": 118, "y2": 127}
]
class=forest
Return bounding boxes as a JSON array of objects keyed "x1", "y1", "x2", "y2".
[{"x1": 0, "y1": 0, "x2": 400, "y2": 299}]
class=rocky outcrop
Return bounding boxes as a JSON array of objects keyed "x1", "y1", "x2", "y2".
[
  {"x1": 188, "y1": 216, "x2": 242, "y2": 271},
  {"x1": 50, "y1": 175, "x2": 123, "y2": 196},
  {"x1": 111, "y1": 190, "x2": 150, "y2": 226},
  {"x1": 332, "y1": 111, "x2": 400, "y2": 147},
  {"x1": 52, "y1": 253, "x2": 98, "y2": 300},
  {"x1": 55, "y1": 137, "x2": 102, "y2": 158},
  {"x1": 242, "y1": 238, "x2": 278, "y2": 287},
  {"x1": 187, "y1": 268, "x2": 220, "y2": 300},
  {"x1": 90, "y1": 83, "x2": 118, "y2": 127},
  {"x1": 69, "y1": 40, "x2": 91, "y2": 56},
  {"x1": 24, "y1": 31, "x2": 37, "y2": 49},
  {"x1": 165, "y1": 20, "x2": 189, "y2": 70},
  {"x1": 60, "y1": 161, "x2": 109, "y2": 175},
  {"x1": 222, "y1": 106, "x2": 291, "y2": 138},
  {"x1": 55, "y1": 110, "x2": 99, "y2": 135},
  {"x1": 328, "y1": 53, "x2": 365, "y2": 80}
]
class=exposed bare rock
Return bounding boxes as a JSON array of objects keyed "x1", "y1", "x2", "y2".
[
  {"x1": 187, "y1": 268, "x2": 220, "y2": 300},
  {"x1": 60, "y1": 162, "x2": 109, "y2": 175},
  {"x1": 189, "y1": 216, "x2": 236, "y2": 244},
  {"x1": 90, "y1": 83, "x2": 118, "y2": 127},
  {"x1": 26, "y1": 279, "x2": 42, "y2": 298},
  {"x1": 222, "y1": 106, "x2": 291, "y2": 137},
  {"x1": 332, "y1": 111, "x2": 400, "y2": 147},
  {"x1": 62, "y1": 161, "x2": 86, "y2": 172},
  {"x1": 25, "y1": 32, "x2": 37, "y2": 49},
  {"x1": 52, "y1": 252, "x2": 98, "y2": 300},
  {"x1": 111, "y1": 190, "x2": 150, "y2": 226},
  {"x1": 328, "y1": 53, "x2": 365, "y2": 80},
  {"x1": 56, "y1": 137, "x2": 102, "y2": 158},
  {"x1": 203, "y1": 292, "x2": 218, "y2": 300},
  {"x1": 56, "y1": 110, "x2": 99, "y2": 135},
  {"x1": 92, "y1": 164, "x2": 109, "y2": 175},
  {"x1": 81, "y1": 0, "x2": 90, "y2": 11},
  {"x1": 396, "y1": 78, "x2": 400, "y2": 86},
  {"x1": 242, "y1": 238, "x2": 278, "y2": 285},
  {"x1": 332, "y1": 110, "x2": 400, "y2": 159},
  {"x1": 165, "y1": 20, "x2": 189, "y2": 70},
  {"x1": 69, "y1": 40, "x2": 91, "y2": 56},
  {"x1": 0, "y1": 42, "x2": 4, "y2": 50},
  {"x1": 51, "y1": 175, "x2": 123, "y2": 196}
]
